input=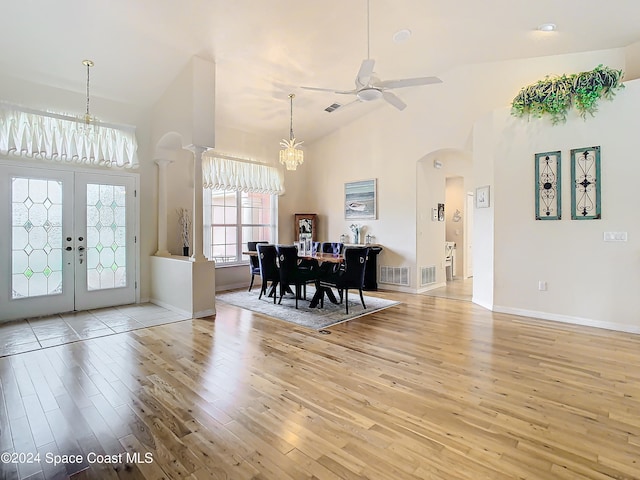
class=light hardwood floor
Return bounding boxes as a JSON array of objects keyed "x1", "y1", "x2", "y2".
[
  {"x1": 421, "y1": 277, "x2": 473, "y2": 302},
  {"x1": 1, "y1": 290, "x2": 639, "y2": 479}
]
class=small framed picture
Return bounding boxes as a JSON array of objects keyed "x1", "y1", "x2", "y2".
[
  {"x1": 476, "y1": 185, "x2": 490, "y2": 208},
  {"x1": 294, "y1": 213, "x2": 317, "y2": 242}
]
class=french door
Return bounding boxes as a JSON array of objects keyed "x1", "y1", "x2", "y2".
[{"x1": 0, "y1": 164, "x2": 137, "y2": 322}]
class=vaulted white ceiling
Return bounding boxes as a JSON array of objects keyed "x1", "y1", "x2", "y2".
[{"x1": 1, "y1": 0, "x2": 639, "y2": 143}]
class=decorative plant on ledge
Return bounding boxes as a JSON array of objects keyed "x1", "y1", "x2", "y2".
[
  {"x1": 511, "y1": 65, "x2": 625, "y2": 124},
  {"x1": 177, "y1": 208, "x2": 192, "y2": 256}
]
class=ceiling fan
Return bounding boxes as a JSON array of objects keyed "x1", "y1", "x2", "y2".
[{"x1": 301, "y1": 0, "x2": 442, "y2": 111}]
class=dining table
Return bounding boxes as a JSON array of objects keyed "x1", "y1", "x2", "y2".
[
  {"x1": 243, "y1": 250, "x2": 345, "y2": 308},
  {"x1": 298, "y1": 252, "x2": 344, "y2": 308}
]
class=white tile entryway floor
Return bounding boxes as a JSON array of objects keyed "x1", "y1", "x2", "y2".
[{"x1": 0, "y1": 303, "x2": 190, "y2": 357}]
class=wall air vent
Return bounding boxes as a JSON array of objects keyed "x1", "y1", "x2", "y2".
[
  {"x1": 380, "y1": 266, "x2": 410, "y2": 286},
  {"x1": 421, "y1": 266, "x2": 436, "y2": 286},
  {"x1": 324, "y1": 103, "x2": 341, "y2": 113}
]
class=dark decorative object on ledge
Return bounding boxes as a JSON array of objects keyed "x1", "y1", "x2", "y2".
[
  {"x1": 512, "y1": 65, "x2": 624, "y2": 124},
  {"x1": 571, "y1": 146, "x2": 601, "y2": 220},
  {"x1": 177, "y1": 207, "x2": 191, "y2": 257},
  {"x1": 535, "y1": 151, "x2": 561, "y2": 220}
]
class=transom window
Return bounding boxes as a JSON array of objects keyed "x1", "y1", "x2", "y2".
[{"x1": 203, "y1": 189, "x2": 277, "y2": 264}]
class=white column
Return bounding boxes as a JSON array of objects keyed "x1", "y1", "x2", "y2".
[
  {"x1": 188, "y1": 145, "x2": 207, "y2": 262},
  {"x1": 155, "y1": 159, "x2": 172, "y2": 257}
]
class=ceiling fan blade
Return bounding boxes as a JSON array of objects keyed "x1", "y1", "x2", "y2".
[
  {"x1": 375, "y1": 76, "x2": 443, "y2": 89},
  {"x1": 301, "y1": 86, "x2": 356, "y2": 95},
  {"x1": 356, "y1": 59, "x2": 375, "y2": 86},
  {"x1": 382, "y1": 91, "x2": 407, "y2": 110}
]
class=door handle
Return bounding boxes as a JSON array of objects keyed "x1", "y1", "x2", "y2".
[
  {"x1": 65, "y1": 246, "x2": 73, "y2": 251},
  {"x1": 78, "y1": 246, "x2": 85, "y2": 252}
]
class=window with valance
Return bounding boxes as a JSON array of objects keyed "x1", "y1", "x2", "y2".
[
  {"x1": 0, "y1": 104, "x2": 138, "y2": 168},
  {"x1": 202, "y1": 153, "x2": 283, "y2": 264},
  {"x1": 202, "y1": 154, "x2": 284, "y2": 194}
]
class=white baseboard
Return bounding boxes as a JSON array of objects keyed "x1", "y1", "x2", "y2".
[
  {"x1": 216, "y1": 281, "x2": 251, "y2": 292},
  {"x1": 493, "y1": 305, "x2": 640, "y2": 335},
  {"x1": 194, "y1": 308, "x2": 216, "y2": 319},
  {"x1": 149, "y1": 299, "x2": 192, "y2": 318},
  {"x1": 378, "y1": 284, "x2": 418, "y2": 294},
  {"x1": 149, "y1": 300, "x2": 216, "y2": 319},
  {"x1": 417, "y1": 282, "x2": 447, "y2": 294},
  {"x1": 472, "y1": 297, "x2": 493, "y2": 311}
]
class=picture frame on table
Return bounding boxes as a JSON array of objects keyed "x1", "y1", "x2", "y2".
[
  {"x1": 294, "y1": 213, "x2": 317, "y2": 242},
  {"x1": 476, "y1": 185, "x2": 490, "y2": 208}
]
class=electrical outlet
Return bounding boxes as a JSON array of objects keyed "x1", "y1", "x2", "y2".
[{"x1": 538, "y1": 281, "x2": 547, "y2": 291}]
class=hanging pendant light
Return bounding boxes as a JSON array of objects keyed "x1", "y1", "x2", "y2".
[
  {"x1": 82, "y1": 59, "x2": 95, "y2": 125},
  {"x1": 279, "y1": 93, "x2": 304, "y2": 170}
]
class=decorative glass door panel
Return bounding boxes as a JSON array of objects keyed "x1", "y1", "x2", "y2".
[
  {"x1": 0, "y1": 166, "x2": 75, "y2": 320},
  {"x1": 12, "y1": 177, "x2": 65, "y2": 298},
  {"x1": 74, "y1": 173, "x2": 136, "y2": 311},
  {"x1": 0, "y1": 164, "x2": 137, "y2": 322},
  {"x1": 85, "y1": 183, "x2": 128, "y2": 291}
]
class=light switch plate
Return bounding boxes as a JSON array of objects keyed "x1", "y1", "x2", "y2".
[{"x1": 603, "y1": 232, "x2": 628, "y2": 242}]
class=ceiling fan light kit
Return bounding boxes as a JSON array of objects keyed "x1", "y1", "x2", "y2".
[
  {"x1": 300, "y1": 0, "x2": 442, "y2": 112},
  {"x1": 357, "y1": 88, "x2": 382, "y2": 102}
]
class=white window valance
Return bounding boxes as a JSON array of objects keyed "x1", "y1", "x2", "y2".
[
  {"x1": 202, "y1": 153, "x2": 284, "y2": 195},
  {"x1": 0, "y1": 105, "x2": 138, "y2": 168}
]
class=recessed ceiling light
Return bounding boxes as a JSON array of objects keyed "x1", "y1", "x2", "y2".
[
  {"x1": 537, "y1": 23, "x2": 557, "y2": 32},
  {"x1": 393, "y1": 28, "x2": 412, "y2": 43}
]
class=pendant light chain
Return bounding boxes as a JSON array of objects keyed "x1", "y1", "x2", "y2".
[
  {"x1": 86, "y1": 63, "x2": 90, "y2": 118},
  {"x1": 289, "y1": 93, "x2": 295, "y2": 141},
  {"x1": 82, "y1": 59, "x2": 94, "y2": 124}
]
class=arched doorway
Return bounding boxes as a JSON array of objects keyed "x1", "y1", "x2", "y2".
[{"x1": 416, "y1": 148, "x2": 473, "y2": 301}]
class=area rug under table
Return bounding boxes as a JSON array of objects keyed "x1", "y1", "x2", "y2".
[{"x1": 216, "y1": 287, "x2": 400, "y2": 330}]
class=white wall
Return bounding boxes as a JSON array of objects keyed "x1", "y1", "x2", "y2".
[
  {"x1": 485, "y1": 80, "x2": 640, "y2": 333},
  {"x1": 624, "y1": 40, "x2": 640, "y2": 81},
  {"x1": 301, "y1": 47, "x2": 625, "y2": 294},
  {"x1": 472, "y1": 111, "x2": 495, "y2": 310}
]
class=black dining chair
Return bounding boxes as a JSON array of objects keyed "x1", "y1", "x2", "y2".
[
  {"x1": 247, "y1": 241, "x2": 268, "y2": 291},
  {"x1": 257, "y1": 244, "x2": 279, "y2": 303},
  {"x1": 319, "y1": 242, "x2": 344, "y2": 278},
  {"x1": 276, "y1": 245, "x2": 318, "y2": 309},
  {"x1": 319, "y1": 246, "x2": 369, "y2": 314}
]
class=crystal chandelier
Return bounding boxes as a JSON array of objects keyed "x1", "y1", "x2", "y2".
[
  {"x1": 82, "y1": 59, "x2": 95, "y2": 125},
  {"x1": 279, "y1": 93, "x2": 304, "y2": 170}
]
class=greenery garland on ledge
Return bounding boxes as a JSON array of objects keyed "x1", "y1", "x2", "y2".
[{"x1": 511, "y1": 65, "x2": 625, "y2": 124}]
